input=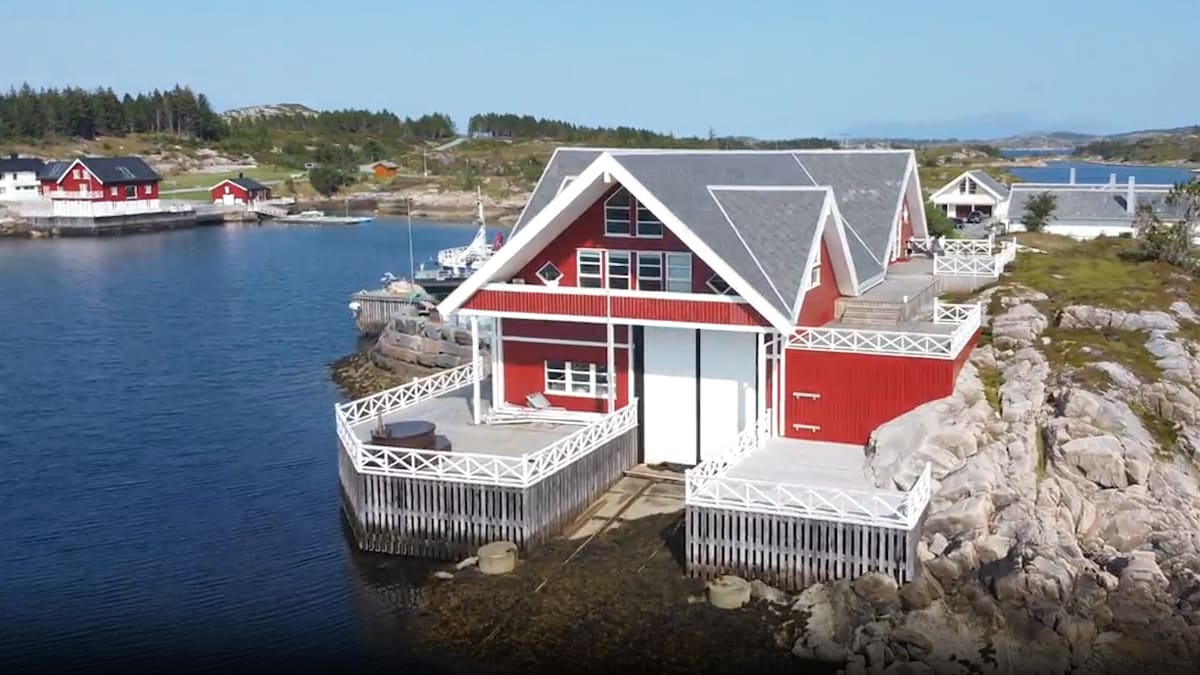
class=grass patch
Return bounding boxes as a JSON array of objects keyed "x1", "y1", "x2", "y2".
[
  {"x1": 978, "y1": 364, "x2": 1002, "y2": 412},
  {"x1": 158, "y1": 164, "x2": 297, "y2": 190},
  {"x1": 1035, "y1": 426, "x2": 1049, "y2": 481},
  {"x1": 1040, "y1": 328, "x2": 1162, "y2": 383},
  {"x1": 1008, "y1": 233, "x2": 1200, "y2": 314},
  {"x1": 1130, "y1": 402, "x2": 1181, "y2": 458}
]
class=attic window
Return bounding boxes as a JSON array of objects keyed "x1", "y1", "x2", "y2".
[
  {"x1": 604, "y1": 188, "x2": 632, "y2": 236},
  {"x1": 706, "y1": 273, "x2": 734, "y2": 295},
  {"x1": 635, "y1": 204, "x2": 664, "y2": 237},
  {"x1": 808, "y1": 263, "x2": 822, "y2": 289},
  {"x1": 536, "y1": 262, "x2": 563, "y2": 285}
]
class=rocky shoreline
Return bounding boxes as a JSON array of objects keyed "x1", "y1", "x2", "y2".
[{"x1": 299, "y1": 188, "x2": 531, "y2": 225}]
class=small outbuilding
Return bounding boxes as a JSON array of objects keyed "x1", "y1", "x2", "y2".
[
  {"x1": 210, "y1": 173, "x2": 272, "y2": 205},
  {"x1": 359, "y1": 160, "x2": 400, "y2": 179}
]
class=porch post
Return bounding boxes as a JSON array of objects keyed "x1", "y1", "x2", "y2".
[
  {"x1": 470, "y1": 316, "x2": 482, "y2": 425},
  {"x1": 757, "y1": 333, "x2": 767, "y2": 428},
  {"x1": 776, "y1": 337, "x2": 785, "y2": 436},
  {"x1": 491, "y1": 317, "x2": 503, "y2": 411},
  {"x1": 606, "y1": 320, "x2": 616, "y2": 414}
]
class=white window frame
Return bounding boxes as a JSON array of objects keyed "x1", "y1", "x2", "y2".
[
  {"x1": 809, "y1": 262, "x2": 821, "y2": 289},
  {"x1": 706, "y1": 272, "x2": 735, "y2": 295},
  {"x1": 607, "y1": 250, "x2": 631, "y2": 290},
  {"x1": 544, "y1": 360, "x2": 609, "y2": 398},
  {"x1": 536, "y1": 261, "x2": 563, "y2": 286},
  {"x1": 604, "y1": 188, "x2": 632, "y2": 237},
  {"x1": 635, "y1": 252, "x2": 663, "y2": 291},
  {"x1": 665, "y1": 252, "x2": 692, "y2": 293},
  {"x1": 635, "y1": 204, "x2": 664, "y2": 238},
  {"x1": 577, "y1": 249, "x2": 604, "y2": 288}
]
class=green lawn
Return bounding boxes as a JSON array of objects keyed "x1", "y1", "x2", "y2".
[{"x1": 159, "y1": 164, "x2": 299, "y2": 191}]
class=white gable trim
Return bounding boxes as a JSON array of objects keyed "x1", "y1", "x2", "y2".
[
  {"x1": 882, "y1": 153, "x2": 917, "y2": 265},
  {"x1": 606, "y1": 158, "x2": 794, "y2": 333},
  {"x1": 789, "y1": 191, "x2": 831, "y2": 319},
  {"x1": 823, "y1": 196, "x2": 860, "y2": 297},
  {"x1": 910, "y1": 165, "x2": 929, "y2": 239},
  {"x1": 929, "y1": 170, "x2": 1006, "y2": 202},
  {"x1": 438, "y1": 155, "x2": 612, "y2": 315},
  {"x1": 53, "y1": 158, "x2": 102, "y2": 185},
  {"x1": 509, "y1": 146, "x2": 563, "y2": 236}
]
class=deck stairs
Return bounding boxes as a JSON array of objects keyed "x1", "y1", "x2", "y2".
[{"x1": 835, "y1": 272, "x2": 939, "y2": 327}]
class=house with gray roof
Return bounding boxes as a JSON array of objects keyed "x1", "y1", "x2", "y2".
[
  {"x1": 999, "y1": 176, "x2": 1183, "y2": 239},
  {"x1": 928, "y1": 169, "x2": 1010, "y2": 220},
  {"x1": 336, "y1": 147, "x2": 1017, "y2": 590},
  {"x1": 0, "y1": 153, "x2": 46, "y2": 202}
]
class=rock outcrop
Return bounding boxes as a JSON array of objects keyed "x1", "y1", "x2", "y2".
[{"x1": 785, "y1": 295, "x2": 1200, "y2": 674}]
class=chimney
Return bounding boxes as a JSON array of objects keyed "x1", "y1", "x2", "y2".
[
  {"x1": 238, "y1": 172, "x2": 244, "y2": 179},
  {"x1": 1109, "y1": 173, "x2": 1117, "y2": 186},
  {"x1": 1126, "y1": 176, "x2": 1136, "y2": 214},
  {"x1": 1068, "y1": 167, "x2": 1076, "y2": 184}
]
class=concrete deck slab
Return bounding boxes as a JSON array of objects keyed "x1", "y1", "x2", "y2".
[
  {"x1": 825, "y1": 318, "x2": 955, "y2": 334},
  {"x1": 851, "y1": 274, "x2": 937, "y2": 304},
  {"x1": 351, "y1": 383, "x2": 578, "y2": 458}
]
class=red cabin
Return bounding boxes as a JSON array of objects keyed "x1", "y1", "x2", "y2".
[
  {"x1": 210, "y1": 173, "x2": 272, "y2": 205},
  {"x1": 436, "y1": 148, "x2": 986, "y2": 465}
]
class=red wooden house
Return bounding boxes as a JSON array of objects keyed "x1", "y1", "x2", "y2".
[
  {"x1": 39, "y1": 156, "x2": 161, "y2": 202},
  {"x1": 437, "y1": 148, "x2": 982, "y2": 465},
  {"x1": 210, "y1": 173, "x2": 272, "y2": 205}
]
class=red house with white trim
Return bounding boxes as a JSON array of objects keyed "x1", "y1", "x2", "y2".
[
  {"x1": 38, "y1": 156, "x2": 165, "y2": 218},
  {"x1": 436, "y1": 148, "x2": 985, "y2": 466},
  {"x1": 210, "y1": 173, "x2": 272, "y2": 205}
]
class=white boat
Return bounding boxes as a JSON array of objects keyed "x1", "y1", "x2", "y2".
[{"x1": 276, "y1": 209, "x2": 373, "y2": 225}]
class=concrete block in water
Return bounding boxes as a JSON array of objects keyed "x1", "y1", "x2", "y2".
[
  {"x1": 416, "y1": 352, "x2": 439, "y2": 367},
  {"x1": 707, "y1": 575, "x2": 751, "y2": 609},
  {"x1": 435, "y1": 353, "x2": 462, "y2": 369},
  {"x1": 418, "y1": 337, "x2": 445, "y2": 354},
  {"x1": 397, "y1": 317, "x2": 421, "y2": 335},
  {"x1": 477, "y1": 541, "x2": 517, "y2": 575},
  {"x1": 388, "y1": 333, "x2": 423, "y2": 351},
  {"x1": 453, "y1": 329, "x2": 472, "y2": 346},
  {"x1": 421, "y1": 323, "x2": 445, "y2": 340}
]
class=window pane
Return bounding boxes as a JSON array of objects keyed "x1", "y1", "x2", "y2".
[
  {"x1": 636, "y1": 206, "x2": 663, "y2": 236},
  {"x1": 579, "y1": 251, "x2": 602, "y2": 264},
  {"x1": 665, "y1": 253, "x2": 691, "y2": 292},
  {"x1": 580, "y1": 276, "x2": 604, "y2": 288},
  {"x1": 639, "y1": 279, "x2": 663, "y2": 291}
]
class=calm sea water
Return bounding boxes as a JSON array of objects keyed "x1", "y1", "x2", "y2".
[
  {"x1": 1008, "y1": 160, "x2": 1195, "y2": 185},
  {"x1": 0, "y1": 219, "x2": 501, "y2": 672}
]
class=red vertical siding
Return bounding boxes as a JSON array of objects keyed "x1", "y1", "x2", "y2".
[
  {"x1": 512, "y1": 184, "x2": 717, "y2": 292},
  {"x1": 795, "y1": 239, "x2": 843, "y2": 326},
  {"x1": 211, "y1": 181, "x2": 251, "y2": 203},
  {"x1": 44, "y1": 162, "x2": 158, "y2": 202},
  {"x1": 464, "y1": 289, "x2": 769, "y2": 327},
  {"x1": 502, "y1": 318, "x2": 627, "y2": 342},
  {"x1": 501, "y1": 341, "x2": 630, "y2": 413},
  {"x1": 783, "y1": 340, "x2": 976, "y2": 445},
  {"x1": 890, "y1": 189, "x2": 915, "y2": 263}
]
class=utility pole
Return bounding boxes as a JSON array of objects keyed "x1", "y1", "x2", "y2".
[
  {"x1": 423, "y1": 151, "x2": 428, "y2": 177},
  {"x1": 406, "y1": 197, "x2": 415, "y2": 282}
]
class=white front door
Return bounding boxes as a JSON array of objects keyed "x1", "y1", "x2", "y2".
[
  {"x1": 698, "y1": 330, "x2": 757, "y2": 460},
  {"x1": 642, "y1": 326, "x2": 697, "y2": 465}
]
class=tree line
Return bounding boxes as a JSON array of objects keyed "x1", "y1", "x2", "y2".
[
  {"x1": 0, "y1": 84, "x2": 225, "y2": 141},
  {"x1": 228, "y1": 109, "x2": 456, "y2": 140},
  {"x1": 466, "y1": 112, "x2": 840, "y2": 149}
]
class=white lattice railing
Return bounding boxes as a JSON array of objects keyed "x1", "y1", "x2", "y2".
[
  {"x1": 523, "y1": 401, "x2": 638, "y2": 480},
  {"x1": 934, "y1": 299, "x2": 982, "y2": 325},
  {"x1": 685, "y1": 410, "x2": 771, "y2": 482},
  {"x1": 337, "y1": 361, "x2": 480, "y2": 426},
  {"x1": 931, "y1": 238, "x2": 1018, "y2": 277},
  {"x1": 902, "y1": 463, "x2": 933, "y2": 525},
  {"x1": 335, "y1": 359, "x2": 638, "y2": 487},
  {"x1": 789, "y1": 301, "x2": 981, "y2": 359}
]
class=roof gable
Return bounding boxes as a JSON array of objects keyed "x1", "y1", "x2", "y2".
[
  {"x1": 52, "y1": 156, "x2": 160, "y2": 184},
  {"x1": 511, "y1": 148, "x2": 603, "y2": 235}
]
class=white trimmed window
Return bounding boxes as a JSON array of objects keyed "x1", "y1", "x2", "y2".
[
  {"x1": 706, "y1": 273, "x2": 734, "y2": 295},
  {"x1": 636, "y1": 252, "x2": 663, "y2": 291},
  {"x1": 808, "y1": 261, "x2": 821, "y2": 288},
  {"x1": 536, "y1": 261, "x2": 563, "y2": 285},
  {"x1": 545, "y1": 360, "x2": 609, "y2": 398},
  {"x1": 607, "y1": 251, "x2": 631, "y2": 290},
  {"x1": 604, "y1": 188, "x2": 632, "y2": 236},
  {"x1": 577, "y1": 249, "x2": 604, "y2": 288},
  {"x1": 635, "y1": 204, "x2": 664, "y2": 237},
  {"x1": 665, "y1": 252, "x2": 692, "y2": 292}
]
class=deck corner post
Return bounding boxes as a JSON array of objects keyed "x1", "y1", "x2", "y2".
[{"x1": 470, "y1": 316, "x2": 481, "y2": 425}]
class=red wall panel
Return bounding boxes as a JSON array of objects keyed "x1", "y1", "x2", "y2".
[
  {"x1": 211, "y1": 181, "x2": 250, "y2": 202},
  {"x1": 796, "y1": 239, "x2": 843, "y2": 326},
  {"x1": 512, "y1": 185, "x2": 717, "y2": 292},
  {"x1": 501, "y1": 341, "x2": 629, "y2": 413},
  {"x1": 465, "y1": 289, "x2": 769, "y2": 327},
  {"x1": 782, "y1": 343, "x2": 972, "y2": 445},
  {"x1": 502, "y1": 318, "x2": 627, "y2": 343}
]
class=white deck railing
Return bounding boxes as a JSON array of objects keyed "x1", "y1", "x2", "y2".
[
  {"x1": 788, "y1": 301, "x2": 980, "y2": 359},
  {"x1": 685, "y1": 416, "x2": 932, "y2": 530},
  {"x1": 334, "y1": 361, "x2": 637, "y2": 488},
  {"x1": 930, "y1": 238, "x2": 1017, "y2": 277}
]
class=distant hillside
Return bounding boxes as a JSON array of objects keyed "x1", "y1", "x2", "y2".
[{"x1": 221, "y1": 103, "x2": 318, "y2": 121}]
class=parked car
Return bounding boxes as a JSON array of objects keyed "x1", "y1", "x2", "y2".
[
  {"x1": 951, "y1": 217, "x2": 966, "y2": 229},
  {"x1": 966, "y1": 210, "x2": 985, "y2": 224}
]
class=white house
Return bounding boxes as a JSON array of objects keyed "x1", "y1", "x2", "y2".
[
  {"x1": 999, "y1": 177, "x2": 1183, "y2": 239},
  {"x1": 929, "y1": 170, "x2": 1009, "y2": 219},
  {"x1": 0, "y1": 154, "x2": 45, "y2": 202}
]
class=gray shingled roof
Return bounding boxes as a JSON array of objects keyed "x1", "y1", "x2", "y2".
[
  {"x1": 709, "y1": 188, "x2": 828, "y2": 313},
  {"x1": 966, "y1": 170, "x2": 1009, "y2": 199},
  {"x1": 511, "y1": 148, "x2": 602, "y2": 233},
  {"x1": 39, "y1": 157, "x2": 160, "y2": 183},
  {"x1": 0, "y1": 154, "x2": 45, "y2": 173},
  {"x1": 229, "y1": 176, "x2": 268, "y2": 191},
  {"x1": 1007, "y1": 185, "x2": 1184, "y2": 224},
  {"x1": 511, "y1": 148, "x2": 911, "y2": 313}
]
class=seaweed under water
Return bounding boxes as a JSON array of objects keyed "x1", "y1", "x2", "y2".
[{"x1": 410, "y1": 513, "x2": 833, "y2": 675}]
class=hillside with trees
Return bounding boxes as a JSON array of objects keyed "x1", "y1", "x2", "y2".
[{"x1": 0, "y1": 85, "x2": 225, "y2": 141}]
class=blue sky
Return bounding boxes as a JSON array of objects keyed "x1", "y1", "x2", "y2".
[{"x1": 4, "y1": 0, "x2": 1198, "y2": 139}]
